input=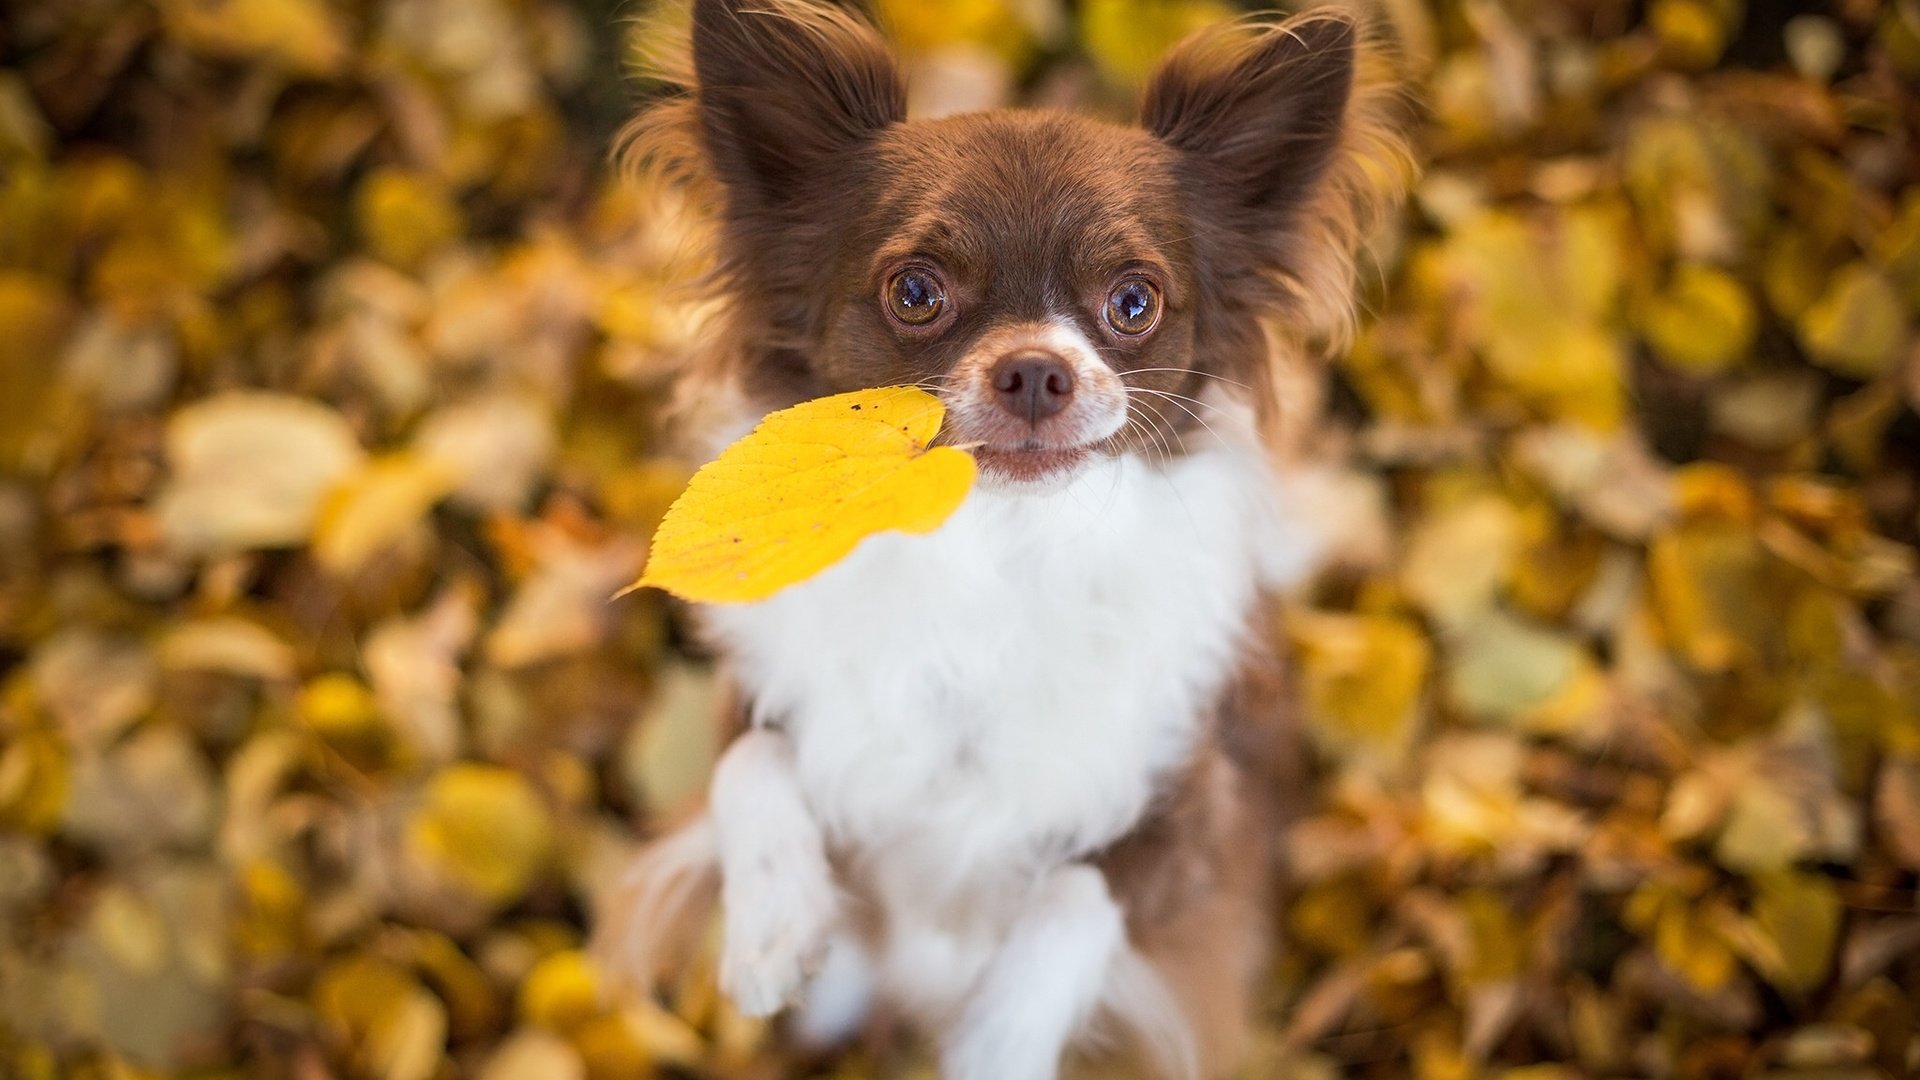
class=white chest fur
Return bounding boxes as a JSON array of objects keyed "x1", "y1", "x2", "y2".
[{"x1": 702, "y1": 430, "x2": 1305, "y2": 893}]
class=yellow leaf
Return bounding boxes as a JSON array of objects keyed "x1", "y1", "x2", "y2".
[
  {"x1": 1289, "y1": 611, "x2": 1430, "y2": 768},
  {"x1": 877, "y1": 0, "x2": 1037, "y2": 65},
  {"x1": 1655, "y1": 898, "x2": 1737, "y2": 991},
  {"x1": 89, "y1": 884, "x2": 171, "y2": 976},
  {"x1": 1648, "y1": 522, "x2": 1770, "y2": 672},
  {"x1": 408, "y1": 765, "x2": 554, "y2": 904},
  {"x1": 481, "y1": 1030, "x2": 585, "y2": 1080},
  {"x1": 0, "y1": 731, "x2": 69, "y2": 834},
  {"x1": 313, "y1": 454, "x2": 459, "y2": 574},
  {"x1": 518, "y1": 950, "x2": 602, "y2": 1033},
  {"x1": 315, "y1": 954, "x2": 447, "y2": 1080},
  {"x1": 628, "y1": 387, "x2": 976, "y2": 604},
  {"x1": 357, "y1": 168, "x2": 465, "y2": 270},
  {"x1": 617, "y1": 1000, "x2": 705, "y2": 1066},
  {"x1": 1639, "y1": 263, "x2": 1756, "y2": 375},
  {"x1": 297, "y1": 673, "x2": 383, "y2": 739},
  {"x1": 156, "y1": 617, "x2": 297, "y2": 681},
  {"x1": 1650, "y1": 0, "x2": 1734, "y2": 67},
  {"x1": 0, "y1": 272, "x2": 71, "y2": 467},
  {"x1": 1440, "y1": 209, "x2": 1628, "y2": 428},
  {"x1": 571, "y1": 1012, "x2": 651, "y2": 1080},
  {"x1": 1457, "y1": 889, "x2": 1524, "y2": 985},
  {"x1": 1748, "y1": 870, "x2": 1840, "y2": 995},
  {"x1": 159, "y1": 0, "x2": 349, "y2": 75},
  {"x1": 1763, "y1": 229, "x2": 1830, "y2": 319},
  {"x1": 1080, "y1": 0, "x2": 1235, "y2": 85},
  {"x1": 233, "y1": 859, "x2": 305, "y2": 960},
  {"x1": 1401, "y1": 493, "x2": 1521, "y2": 625},
  {"x1": 1798, "y1": 264, "x2": 1907, "y2": 378}
]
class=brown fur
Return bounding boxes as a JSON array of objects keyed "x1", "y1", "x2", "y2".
[{"x1": 1092, "y1": 630, "x2": 1298, "y2": 1074}]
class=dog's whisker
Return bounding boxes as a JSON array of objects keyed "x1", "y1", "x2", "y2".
[
  {"x1": 1115, "y1": 367, "x2": 1253, "y2": 391},
  {"x1": 1120, "y1": 405, "x2": 1167, "y2": 469},
  {"x1": 1127, "y1": 397, "x2": 1184, "y2": 465},
  {"x1": 1128, "y1": 387, "x2": 1233, "y2": 447}
]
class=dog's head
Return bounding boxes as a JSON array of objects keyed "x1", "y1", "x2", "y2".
[{"x1": 658, "y1": 0, "x2": 1383, "y2": 485}]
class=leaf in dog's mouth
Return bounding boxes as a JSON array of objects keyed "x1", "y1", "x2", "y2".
[{"x1": 621, "y1": 386, "x2": 977, "y2": 604}]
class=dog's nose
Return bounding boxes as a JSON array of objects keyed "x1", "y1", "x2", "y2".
[{"x1": 989, "y1": 352, "x2": 1075, "y2": 423}]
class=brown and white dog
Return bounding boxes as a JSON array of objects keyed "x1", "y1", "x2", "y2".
[{"x1": 599, "y1": 2, "x2": 1407, "y2": 1076}]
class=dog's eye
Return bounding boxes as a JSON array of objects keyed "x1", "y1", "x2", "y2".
[
  {"x1": 886, "y1": 269, "x2": 947, "y2": 327},
  {"x1": 1105, "y1": 278, "x2": 1161, "y2": 336}
]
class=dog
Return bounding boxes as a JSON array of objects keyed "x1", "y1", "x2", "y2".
[{"x1": 597, "y1": 2, "x2": 1407, "y2": 1076}]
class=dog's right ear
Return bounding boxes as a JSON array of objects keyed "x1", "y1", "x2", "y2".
[{"x1": 692, "y1": 0, "x2": 905, "y2": 209}]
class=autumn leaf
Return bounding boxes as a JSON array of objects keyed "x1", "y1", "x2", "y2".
[
  {"x1": 626, "y1": 387, "x2": 976, "y2": 604},
  {"x1": 1290, "y1": 610, "x2": 1430, "y2": 768},
  {"x1": 407, "y1": 765, "x2": 554, "y2": 905},
  {"x1": 155, "y1": 391, "x2": 366, "y2": 554},
  {"x1": 1639, "y1": 263, "x2": 1757, "y2": 375},
  {"x1": 1798, "y1": 264, "x2": 1908, "y2": 377},
  {"x1": 312, "y1": 453, "x2": 459, "y2": 574}
]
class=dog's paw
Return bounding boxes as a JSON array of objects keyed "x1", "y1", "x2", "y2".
[{"x1": 719, "y1": 854, "x2": 839, "y2": 1017}]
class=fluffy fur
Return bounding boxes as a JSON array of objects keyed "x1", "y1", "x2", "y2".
[{"x1": 597, "y1": 2, "x2": 1410, "y2": 1077}]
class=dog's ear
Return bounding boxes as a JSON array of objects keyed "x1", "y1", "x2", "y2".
[
  {"x1": 1142, "y1": 15, "x2": 1354, "y2": 229},
  {"x1": 692, "y1": 0, "x2": 905, "y2": 207}
]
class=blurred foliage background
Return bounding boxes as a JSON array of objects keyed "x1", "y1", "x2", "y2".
[{"x1": 3, "y1": 0, "x2": 1920, "y2": 1077}]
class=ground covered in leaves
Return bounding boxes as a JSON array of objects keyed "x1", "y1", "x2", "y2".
[{"x1": 3, "y1": 0, "x2": 1920, "y2": 1077}]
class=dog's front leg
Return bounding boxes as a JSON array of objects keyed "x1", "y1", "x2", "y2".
[
  {"x1": 710, "y1": 725, "x2": 838, "y2": 1016},
  {"x1": 941, "y1": 863, "x2": 1125, "y2": 1080}
]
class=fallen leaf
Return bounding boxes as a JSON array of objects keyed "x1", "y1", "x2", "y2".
[
  {"x1": 413, "y1": 393, "x2": 556, "y2": 512},
  {"x1": 1289, "y1": 610, "x2": 1430, "y2": 769},
  {"x1": 155, "y1": 617, "x2": 297, "y2": 681},
  {"x1": 365, "y1": 588, "x2": 479, "y2": 764},
  {"x1": 1401, "y1": 491, "x2": 1521, "y2": 624},
  {"x1": 408, "y1": 764, "x2": 553, "y2": 904},
  {"x1": 518, "y1": 950, "x2": 601, "y2": 1033},
  {"x1": 314, "y1": 954, "x2": 449, "y2": 1080},
  {"x1": 312, "y1": 453, "x2": 458, "y2": 574},
  {"x1": 1446, "y1": 610, "x2": 1608, "y2": 737},
  {"x1": 155, "y1": 391, "x2": 366, "y2": 554},
  {"x1": 159, "y1": 0, "x2": 350, "y2": 74},
  {"x1": 487, "y1": 530, "x2": 643, "y2": 667},
  {"x1": 480, "y1": 1029, "x2": 585, "y2": 1080},
  {"x1": 1746, "y1": 869, "x2": 1840, "y2": 995},
  {"x1": 1799, "y1": 264, "x2": 1908, "y2": 378},
  {"x1": 622, "y1": 662, "x2": 722, "y2": 816},
  {"x1": 357, "y1": 168, "x2": 466, "y2": 270},
  {"x1": 1639, "y1": 262, "x2": 1756, "y2": 375}
]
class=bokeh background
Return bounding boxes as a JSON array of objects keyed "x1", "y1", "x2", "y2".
[{"x1": 3, "y1": 0, "x2": 1920, "y2": 1077}]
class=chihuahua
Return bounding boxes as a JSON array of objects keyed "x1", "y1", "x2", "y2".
[{"x1": 599, "y1": 2, "x2": 1406, "y2": 1077}]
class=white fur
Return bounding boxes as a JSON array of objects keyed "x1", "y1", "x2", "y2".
[
  {"x1": 791, "y1": 934, "x2": 878, "y2": 1047},
  {"x1": 693, "y1": 392, "x2": 1312, "y2": 1071},
  {"x1": 941, "y1": 865, "x2": 1128, "y2": 1080},
  {"x1": 1103, "y1": 946, "x2": 1202, "y2": 1080},
  {"x1": 709, "y1": 728, "x2": 841, "y2": 1016}
]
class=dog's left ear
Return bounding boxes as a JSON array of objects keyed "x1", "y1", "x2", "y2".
[{"x1": 1142, "y1": 15, "x2": 1354, "y2": 230}]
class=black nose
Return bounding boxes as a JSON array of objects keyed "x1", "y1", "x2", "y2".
[{"x1": 989, "y1": 352, "x2": 1075, "y2": 423}]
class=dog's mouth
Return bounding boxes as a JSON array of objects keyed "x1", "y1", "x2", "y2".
[{"x1": 971, "y1": 442, "x2": 1096, "y2": 484}]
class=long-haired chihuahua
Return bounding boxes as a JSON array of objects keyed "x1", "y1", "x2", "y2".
[{"x1": 598, "y1": 2, "x2": 1408, "y2": 1076}]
